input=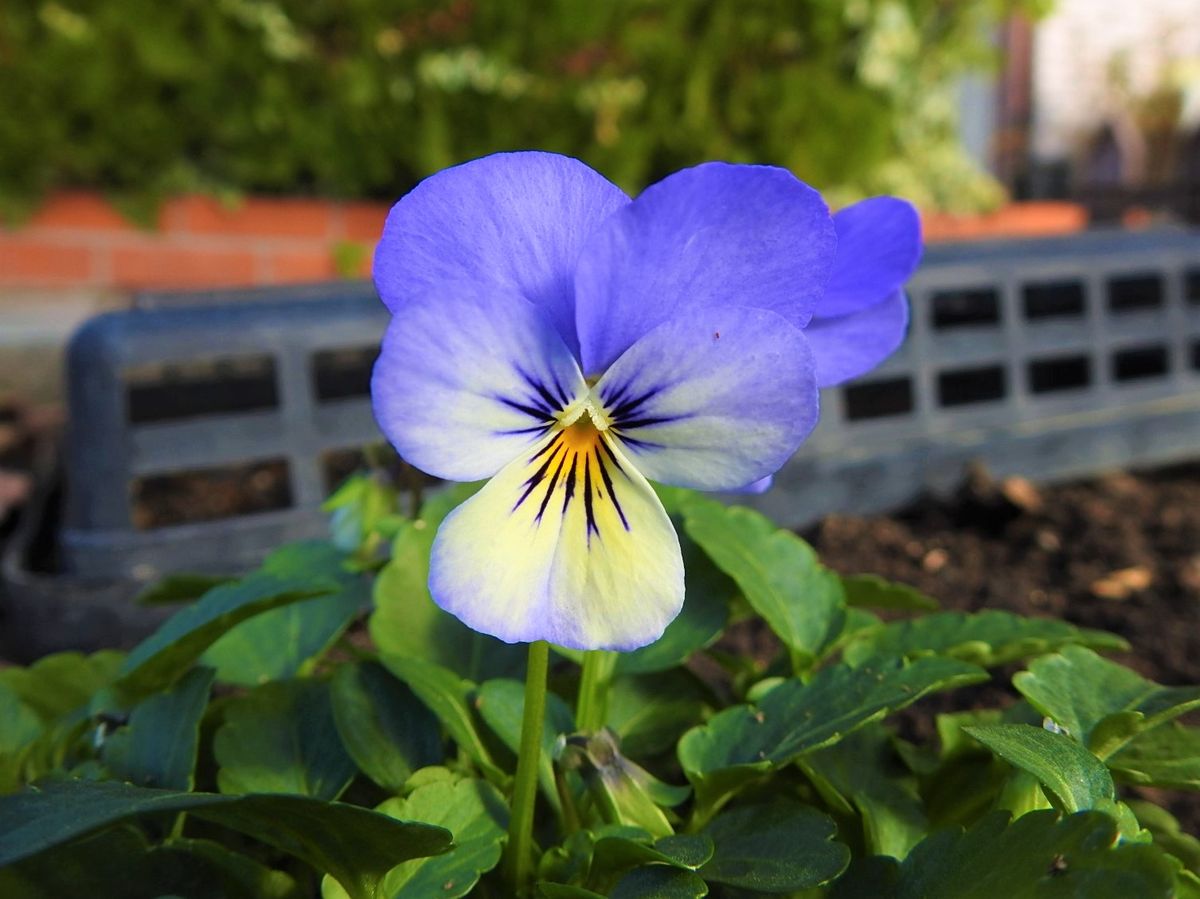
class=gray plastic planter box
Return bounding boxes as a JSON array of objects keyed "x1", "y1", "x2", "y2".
[{"x1": 54, "y1": 229, "x2": 1200, "y2": 582}]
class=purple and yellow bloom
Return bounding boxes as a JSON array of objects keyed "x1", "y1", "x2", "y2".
[{"x1": 371, "y1": 152, "x2": 920, "y2": 651}]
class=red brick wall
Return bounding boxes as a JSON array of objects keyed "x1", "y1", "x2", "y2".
[
  {"x1": 0, "y1": 191, "x2": 1089, "y2": 293},
  {"x1": 0, "y1": 193, "x2": 390, "y2": 291}
]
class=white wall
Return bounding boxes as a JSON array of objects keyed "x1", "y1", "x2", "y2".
[{"x1": 1032, "y1": 0, "x2": 1200, "y2": 160}]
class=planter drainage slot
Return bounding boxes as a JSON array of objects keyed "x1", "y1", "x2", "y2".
[
  {"x1": 312, "y1": 346, "x2": 377, "y2": 402},
  {"x1": 131, "y1": 458, "x2": 293, "y2": 530},
  {"x1": 125, "y1": 354, "x2": 279, "y2": 424},
  {"x1": 10, "y1": 229, "x2": 1198, "y2": 596},
  {"x1": 937, "y1": 365, "x2": 1007, "y2": 407},
  {"x1": 1023, "y1": 281, "x2": 1086, "y2": 320},
  {"x1": 843, "y1": 377, "x2": 914, "y2": 421},
  {"x1": 1107, "y1": 273, "x2": 1164, "y2": 313},
  {"x1": 1112, "y1": 345, "x2": 1170, "y2": 382},
  {"x1": 1028, "y1": 355, "x2": 1091, "y2": 394},
  {"x1": 931, "y1": 287, "x2": 999, "y2": 329}
]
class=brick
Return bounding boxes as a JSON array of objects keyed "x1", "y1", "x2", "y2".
[
  {"x1": 0, "y1": 237, "x2": 94, "y2": 285},
  {"x1": 923, "y1": 202, "x2": 1087, "y2": 243},
  {"x1": 111, "y1": 243, "x2": 258, "y2": 289},
  {"x1": 267, "y1": 248, "x2": 338, "y2": 283},
  {"x1": 172, "y1": 195, "x2": 333, "y2": 239},
  {"x1": 25, "y1": 191, "x2": 139, "y2": 232},
  {"x1": 340, "y1": 201, "x2": 391, "y2": 242}
]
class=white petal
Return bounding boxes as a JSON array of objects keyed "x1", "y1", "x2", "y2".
[{"x1": 429, "y1": 428, "x2": 684, "y2": 651}]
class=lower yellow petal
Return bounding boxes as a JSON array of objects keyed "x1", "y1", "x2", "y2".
[{"x1": 429, "y1": 423, "x2": 684, "y2": 650}]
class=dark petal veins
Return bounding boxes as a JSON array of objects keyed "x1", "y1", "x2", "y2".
[
  {"x1": 597, "y1": 436, "x2": 631, "y2": 531},
  {"x1": 535, "y1": 451, "x2": 569, "y2": 522},
  {"x1": 561, "y1": 453, "x2": 579, "y2": 516}
]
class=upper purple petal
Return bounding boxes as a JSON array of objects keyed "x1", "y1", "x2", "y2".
[
  {"x1": 806, "y1": 290, "x2": 909, "y2": 388},
  {"x1": 573, "y1": 163, "x2": 836, "y2": 376},
  {"x1": 819, "y1": 197, "x2": 922, "y2": 318},
  {"x1": 372, "y1": 151, "x2": 629, "y2": 357}
]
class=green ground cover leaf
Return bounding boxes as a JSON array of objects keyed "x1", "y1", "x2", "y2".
[
  {"x1": 802, "y1": 724, "x2": 928, "y2": 859},
  {"x1": 322, "y1": 776, "x2": 507, "y2": 899},
  {"x1": 116, "y1": 570, "x2": 339, "y2": 697},
  {"x1": 829, "y1": 810, "x2": 1176, "y2": 899},
  {"x1": 840, "y1": 574, "x2": 939, "y2": 612},
  {"x1": 0, "y1": 827, "x2": 299, "y2": 899},
  {"x1": 214, "y1": 679, "x2": 356, "y2": 800},
  {"x1": 476, "y1": 677, "x2": 574, "y2": 815},
  {"x1": 610, "y1": 866, "x2": 708, "y2": 897},
  {"x1": 0, "y1": 650, "x2": 125, "y2": 722},
  {"x1": 0, "y1": 779, "x2": 452, "y2": 899},
  {"x1": 682, "y1": 497, "x2": 845, "y2": 670},
  {"x1": 844, "y1": 610, "x2": 1127, "y2": 669},
  {"x1": 700, "y1": 799, "x2": 850, "y2": 891},
  {"x1": 202, "y1": 542, "x2": 367, "y2": 686},
  {"x1": 136, "y1": 573, "x2": 233, "y2": 605},
  {"x1": 1014, "y1": 646, "x2": 1200, "y2": 758},
  {"x1": 379, "y1": 654, "x2": 507, "y2": 784},
  {"x1": 0, "y1": 681, "x2": 41, "y2": 754},
  {"x1": 607, "y1": 670, "x2": 712, "y2": 759},
  {"x1": 962, "y1": 724, "x2": 1114, "y2": 813},
  {"x1": 330, "y1": 661, "x2": 442, "y2": 793},
  {"x1": 1109, "y1": 724, "x2": 1200, "y2": 790},
  {"x1": 369, "y1": 486, "x2": 524, "y2": 682},
  {"x1": 678, "y1": 656, "x2": 986, "y2": 817},
  {"x1": 102, "y1": 665, "x2": 215, "y2": 790}
]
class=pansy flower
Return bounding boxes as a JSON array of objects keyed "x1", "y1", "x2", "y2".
[{"x1": 371, "y1": 152, "x2": 920, "y2": 651}]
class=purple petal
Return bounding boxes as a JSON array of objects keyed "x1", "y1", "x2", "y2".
[
  {"x1": 727, "y1": 475, "x2": 774, "y2": 494},
  {"x1": 373, "y1": 151, "x2": 629, "y2": 356},
  {"x1": 820, "y1": 197, "x2": 922, "y2": 317},
  {"x1": 594, "y1": 306, "x2": 819, "y2": 491},
  {"x1": 372, "y1": 281, "x2": 586, "y2": 481},
  {"x1": 806, "y1": 291, "x2": 909, "y2": 388},
  {"x1": 574, "y1": 163, "x2": 836, "y2": 375}
]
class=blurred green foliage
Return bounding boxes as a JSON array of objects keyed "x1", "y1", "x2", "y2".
[{"x1": 0, "y1": 0, "x2": 1049, "y2": 219}]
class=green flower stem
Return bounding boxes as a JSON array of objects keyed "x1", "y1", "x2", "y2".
[
  {"x1": 576, "y1": 650, "x2": 618, "y2": 732},
  {"x1": 504, "y1": 639, "x2": 550, "y2": 894}
]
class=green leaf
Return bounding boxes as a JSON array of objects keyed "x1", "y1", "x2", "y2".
[
  {"x1": 102, "y1": 665, "x2": 215, "y2": 790},
  {"x1": 1127, "y1": 800, "x2": 1200, "y2": 875},
  {"x1": 116, "y1": 570, "x2": 339, "y2": 697},
  {"x1": 0, "y1": 828, "x2": 299, "y2": 899},
  {"x1": 1015, "y1": 646, "x2": 1200, "y2": 759},
  {"x1": 1109, "y1": 723, "x2": 1200, "y2": 790},
  {"x1": 962, "y1": 724, "x2": 1114, "y2": 813},
  {"x1": 700, "y1": 799, "x2": 850, "y2": 891},
  {"x1": 678, "y1": 657, "x2": 986, "y2": 817},
  {"x1": 682, "y1": 497, "x2": 845, "y2": 670},
  {"x1": 592, "y1": 832, "x2": 714, "y2": 877},
  {"x1": 608, "y1": 670, "x2": 711, "y2": 759},
  {"x1": 0, "y1": 681, "x2": 41, "y2": 754},
  {"x1": 202, "y1": 542, "x2": 367, "y2": 686},
  {"x1": 476, "y1": 678, "x2": 574, "y2": 815},
  {"x1": 214, "y1": 679, "x2": 356, "y2": 800},
  {"x1": 844, "y1": 610, "x2": 1127, "y2": 669},
  {"x1": 564, "y1": 731, "x2": 687, "y2": 838},
  {"x1": 0, "y1": 651, "x2": 125, "y2": 723},
  {"x1": 379, "y1": 654, "x2": 506, "y2": 784},
  {"x1": 829, "y1": 810, "x2": 1177, "y2": 899},
  {"x1": 610, "y1": 866, "x2": 708, "y2": 898},
  {"x1": 321, "y1": 776, "x2": 507, "y2": 899},
  {"x1": 802, "y1": 724, "x2": 928, "y2": 859},
  {"x1": 369, "y1": 486, "x2": 524, "y2": 682},
  {"x1": 841, "y1": 574, "x2": 939, "y2": 612},
  {"x1": 136, "y1": 573, "x2": 233, "y2": 605},
  {"x1": 0, "y1": 779, "x2": 451, "y2": 899},
  {"x1": 331, "y1": 662, "x2": 442, "y2": 793}
]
